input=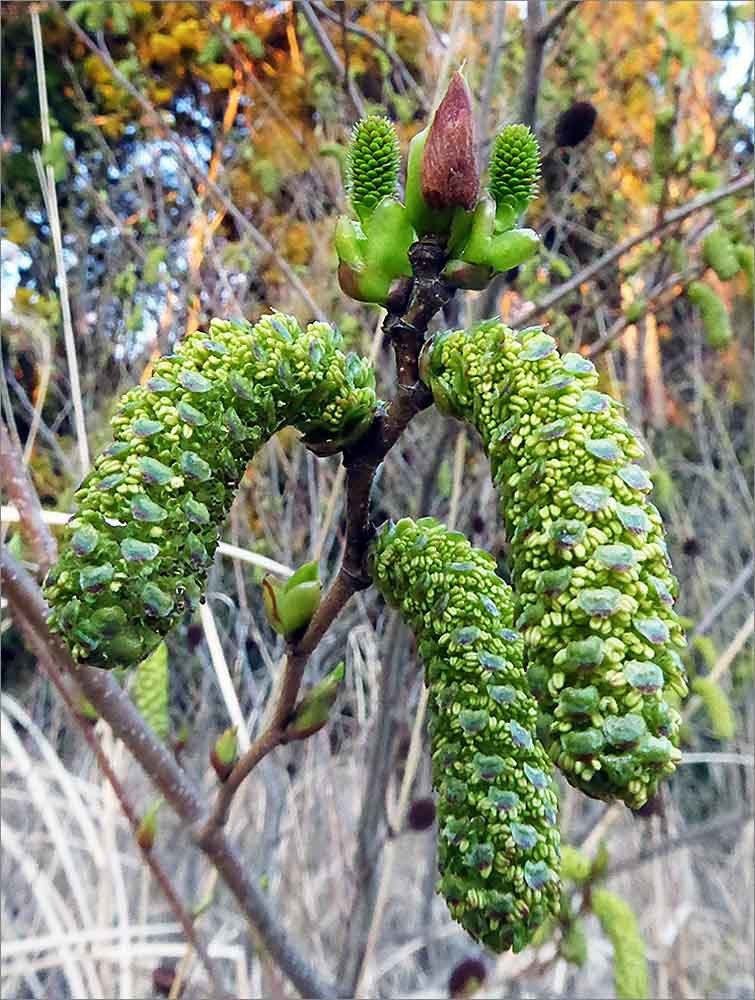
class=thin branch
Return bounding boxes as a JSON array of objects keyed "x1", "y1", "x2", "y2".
[
  {"x1": 690, "y1": 558, "x2": 754, "y2": 640},
  {"x1": 0, "y1": 419, "x2": 58, "y2": 575},
  {"x1": 0, "y1": 552, "x2": 340, "y2": 999},
  {"x1": 478, "y1": 2, "x2": 508, "y2": 138},
  {"x1": 586, "y1": 263, "x2": 705, "y2": 358},
  {"x1": 537, "y1": 0, "x2": 582, "y2": 42},
  {"x1": 310, "y1": 0, "x2": 427, "y2": 110},
  {"x1": 17, "y1": 638, "x2": 227, "y2": 996},
  {"x1": 298, "y1": 1, "x2": 366, "y2": 119},
  {"x1": 516, "y1": 172, "x2": 754, "y2": 327},
  {"x1": 30, "y1": 8, "x2": 90, "y2": 477},
  {"x1": 200, "y1": 236, "x2": 454, "y2": 840},
  {"x1": 605, "y1": 808, "x2": 754, "y2": 878},
  {"x1": 519, "y1": 0, "x2": 545, "y2": 128}
]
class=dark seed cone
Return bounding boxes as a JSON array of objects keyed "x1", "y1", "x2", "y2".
[
  {"x1": 554, "y1": 101, "x2": 598, "y2": 148},
  {"x1": 422, "y1": 71, "x2": 480, "y2": 212},
  {"x1": 488, "y1": 124, "x2": 540, "y2": 221},
  {"x1": 369, "y1": 517, "x2": 561, "y2": 953},
  {"x1": 347, "y1": 115, "x2": 400, "y2": 220},
  {"x1": 44, "y1": 315, "x2": 377, "y2": 669},
  {"x1": 422, "y1": 322, "x2": 688, "y2": 810}
]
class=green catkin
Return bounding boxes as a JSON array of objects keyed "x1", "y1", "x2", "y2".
[
  {"x1": 488, "y1": 124, "x2": 541, "y2": 221},
  {"x1": 347, "y1": 116, "x2": 400, "y2": 221},
  {"x1": 735, "y1": 244, "x2": 754, "y2": 298},
  {"x1": 702, "y1": 227, "x2": 741, "y2": 281},
  {"x1": 687, "y1": 281, "x2": 732, "y2": 348},
  {"x1": 369, "y1": 517, "x2": 561, "y2": 953},
  {"x1": 421, "y1": 321, "x2": 688, "y2": 809},
  {"x1": 44, "y1": 314, "x2": 377, "y2": 669},
  {"x1": 134, "y1": 641, "x2": 169, "y2": 740},
  {"x1": 691, "y1": 676, "x2": 736, "y2": 741},
  {"x1": 591, "y1": 888, "x2": 649, "y2": 1000}
]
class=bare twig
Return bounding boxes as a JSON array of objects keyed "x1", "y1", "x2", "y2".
[
  {"x1": 690, "y1": 559, "x2": 754, "y2": 640},
  {"x1": 30, "y1": 8, "x2": 89, "y2": 477},
  {"x1": 517, "y1": 173, "x2": 754, "y2": 327},
  {"x1": 310, "y1": 0, "x2": 427, "y2": 110},
  {"x1": 519, "y1": 0, "x2": 545, "y2": 128},
  {"x1": 478, "y1": 2, "x2": 508, "y2": 138},
  {"x1": 605, "y1": 808, "x2": 754, "y2": 878}
]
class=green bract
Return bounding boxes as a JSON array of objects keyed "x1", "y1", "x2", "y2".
[
  {"x1": 44, "y1": 314, "x2": 377, "y2": 669},
  {"x1": 421, "y1": 321, "x2": 687, "y2": 809},
  {"x1": 369, "y1": 517, "x2": 561, "y2": 953}
]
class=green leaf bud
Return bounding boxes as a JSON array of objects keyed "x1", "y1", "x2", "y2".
[
  {"x1": 283, "y1": 661, "x2": 345, "y2": 741},
  {"x1": 136, "y1": 799, "x2": 162, "y2": 851},
  {"x1": 592, "y1": 889, "x2": 649, "y2": 1000},
  {"x1": 263, "y1": 561, "x2": 321, "y2": 638}
]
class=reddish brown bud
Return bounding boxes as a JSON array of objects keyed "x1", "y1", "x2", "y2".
[{"x1": 422, "y1": 71, "x2": 479, "y2": 211}]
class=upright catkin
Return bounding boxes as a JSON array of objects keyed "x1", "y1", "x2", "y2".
[
  {"x1": 44, "y1": 315, "x2": 377, "y2": 669},
  {"x1": 369, "y1": 517, "x2": 561, "y2": 952},
  {"x1": 420, "y1": 321, "x2": 687, "y2": 809}
]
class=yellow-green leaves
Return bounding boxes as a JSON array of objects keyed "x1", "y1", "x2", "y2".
[
  {"x1": 134, "y1": 641, "x2": 169, "y2": 741},
  {"x1": 262, "y1": 562, "x2": 321, "y2": 639}
]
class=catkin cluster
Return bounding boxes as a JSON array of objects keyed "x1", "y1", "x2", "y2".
[
  {"x1": 44, "y1": 314, "x2": 377, "y2": 669},
  {"x1": 420, "y1": 320, "x2": 688, "y2": 809},
  {"x1": 369, "y1": 517, "x2": 561, "y2": 952}
]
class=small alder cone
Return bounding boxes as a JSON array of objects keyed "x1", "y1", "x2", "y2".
[
  {"x1": 488, "y1": 124, "x2": 541, "y2": 221},
  {"x1": 369, "y1": 517, "x2": 561, "y2": 953},
  {"x1": 421, "y1": 71, "x2": 479, "y2": 211},
  {"x1": 44, "y1": 315, "x2": 377, "y2": 669},
  {"x1": 347, "y1": 115, "x2": 400, "y2": 221},
  {"x1": 421, "y1": 321, "x2": 688, "y2": 809}
]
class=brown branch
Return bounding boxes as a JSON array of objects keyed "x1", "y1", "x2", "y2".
[
  {"x1": 516, "y1": 172, "x2": 754, "y2": 328},
  {"x1": 0, "y1": 417, "x2": 58, "y2": 575},
  {"x1": 0, "y1": 550, "x2": 340, "y2": 999}
]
